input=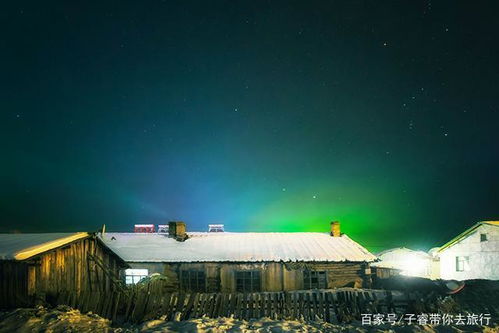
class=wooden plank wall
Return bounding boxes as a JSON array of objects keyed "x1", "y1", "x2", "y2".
[
  {"x1": 130, "y1": 262, "x2": 370, "y2": 293},
  {"x1": 0, "y1": 261, "x2": 29, "y2": 308},
  {"x1": 30, "y1": 238, "x2": 123, "y2": 299},
  {"x1": 310, "y1": 263, "x2": 369, "y2": 288},
  {"x1": 0, "y1": 237, "x2": 123, "y2": 308}
]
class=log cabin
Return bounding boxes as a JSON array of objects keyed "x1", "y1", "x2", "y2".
[
  {"x1": 0, "y1": 232, "x2": 127, "y2": 308},
  {"x1": 101, "y1": 221, "x2": 377, "y2": 292}
]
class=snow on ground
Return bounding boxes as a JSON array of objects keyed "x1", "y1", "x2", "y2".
[
  {"x1": 1, "y1": 306, "x2": 497, "y2": 333},
  {"x1": 0, "y1": 305, "x2": 112, "y2": 333}
]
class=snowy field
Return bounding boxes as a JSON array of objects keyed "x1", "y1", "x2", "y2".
[{"x1": 0, "y1": 305, "x2": 497, "y2": 333}]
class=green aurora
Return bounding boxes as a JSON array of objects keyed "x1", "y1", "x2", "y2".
[{"x1": 2, "y1": 1, "x2": 499, "y2": 253}]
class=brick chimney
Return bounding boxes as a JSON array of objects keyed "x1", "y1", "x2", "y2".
[
  {"x1": 330, "y1": 221, "x2": 341, "y2": 237},
  {"x1": 168, "y1": 221, "x2": 188, "y2": 241}
]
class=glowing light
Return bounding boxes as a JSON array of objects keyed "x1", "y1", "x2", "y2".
[{"x1": 400, "y1": 253, "x2": 428, "y2": 277}]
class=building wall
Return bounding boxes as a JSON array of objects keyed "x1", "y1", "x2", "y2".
[
  {"x1": 0, "y1": 261, "x2": 29, "y2": 308},
  {"x1": 29, "y1": 237, "x2": 124, "y2": 297},
  {"x1": 0, "y1": 237, "x2": 124, "y2": 308},
  {"x1": 440, "y1": 224, "x2": 499, "y2": 280},
  {"x1": 127, "y1": 261, "x2": 370, "y2": 292}
]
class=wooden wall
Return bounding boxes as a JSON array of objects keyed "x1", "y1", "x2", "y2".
[
  {"x1": 0, "y1": 236, "x2": 125, "y2": 308},
  {"x1": 127, "y1": 261, "x2": 371, "y2": 292},
  {"x1": 29, "y1": 237, "x2": 124, "y2": 297},
  {"x1": 0, "y1": 261, "x2": 29, "y2": 308}
]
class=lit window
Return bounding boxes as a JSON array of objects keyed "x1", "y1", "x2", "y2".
[
  {"x1": 303, "y1": 270, "x2": 327, "y2": 289},
  {"x1": 180, "y1": 270, "x2": 206, "y2": 292},
  {"x1": 235, "y1": 271, "x2": 261, "y2": 292},
  {"x1": 455, "y1": 256, "x2": 470, "y2": 272},
  {"x1": 125, "y1": 269, "x2": 149, "y2": 284},
  {"x1": 480, "y1": 234, "x2": 487, "y2": 242}
]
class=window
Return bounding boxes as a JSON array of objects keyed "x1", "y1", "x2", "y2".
[
  {"x1": 455, "y1": 256, "x2": 470, "y2": 272},
  {"x1": 125, "y1": 269, "x2": 148, "y2": 284},
  {"x1": 480, "y1": 233, "x2": 488, "y2": 242},
  {"x1": 303, "y1": 270, "x2": 327, "y2": 289},
  {"x1": 180, "y1": 270, "x2": 206, "y2": 292},
  {"x1": 235, "y1": 271, "x2": 261, "y2": 292}
]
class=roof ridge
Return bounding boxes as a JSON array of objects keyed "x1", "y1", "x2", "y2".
[
  {"x1": 14, "y1": 232, "x2": 90, "y2": 260},
  {"x1": 438, "y1": 221, "x2": 498, "y2": 252}
]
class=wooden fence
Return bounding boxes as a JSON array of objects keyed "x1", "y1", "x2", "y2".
[{"x1": 52, "y1": 285, "x2": 415, "y2": 324}]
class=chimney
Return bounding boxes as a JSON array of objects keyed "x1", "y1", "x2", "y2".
[
  {"x1": 330, "y1": 221, "x2": 341, "y2": 237},
  {"x1": 168, "y1": 221, "x2": 188, "y2": 241}
]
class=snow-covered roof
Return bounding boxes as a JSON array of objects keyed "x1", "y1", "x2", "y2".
[
  {"x1": 0, "y1": 233, "x2": 89, "y2": 260},
  {"x1": 99, "y1": 232, "x2": 376, "y2": 263},
  {"x1": 375, "y1": 247, "x2": 431, "y2": 258},
  {"x1": 371, "y1": 247, "x2": 431, "y2": 268}
]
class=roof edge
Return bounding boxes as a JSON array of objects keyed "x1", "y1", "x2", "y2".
[
  {"x1": 94, "y1": 234, "x2": 129, "y2": 267},
  {"x1": 14, "y1": 232, "x2": 90, "y2": 260},
  {"x1": 438, "y1": 221, "x2": 498, "y2": 253},
  {"x1": 124, "y1": 259, "x2": 376, "y2": 263}
]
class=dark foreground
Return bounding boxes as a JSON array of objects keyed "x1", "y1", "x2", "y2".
[
  {"x1": 1, "y1": 279, "x2": 498, "y2": 332},
  {"x1": 0, "y1": 305, "x2": 497, "y2": 333}
]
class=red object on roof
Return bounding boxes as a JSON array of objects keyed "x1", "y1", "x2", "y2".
[{"x1": 134, "y1": 224, "x2": 155, "y2": 233}]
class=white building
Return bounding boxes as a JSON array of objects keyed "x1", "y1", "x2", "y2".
[
  {"x1": 438, "y1": 221, "x2": 499, "y2": 280},
  {"x1": 371, "y1": 247, "x2": 437, "y2": 279}
]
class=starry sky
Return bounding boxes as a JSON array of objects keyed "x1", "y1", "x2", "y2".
[{"x1": 1, "y1": 1, "x2": 499, "y2": 252}]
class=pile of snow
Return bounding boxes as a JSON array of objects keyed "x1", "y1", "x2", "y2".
[
  {"x1": 1, "y1": 306, "x2": 498, "y2": 332},
  {"x1": 0, "y1": 305, "x2": 113, "y2": 333},
  {"x1": 138, "y1": 316, "x2": 498, "y2": 332}
]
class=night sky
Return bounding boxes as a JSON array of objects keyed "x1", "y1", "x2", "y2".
[{"x1": 2, "y1": 1, "x2": 499, "y2": 252}]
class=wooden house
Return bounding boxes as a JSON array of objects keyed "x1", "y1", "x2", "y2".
[
  {"x1": 0, "y1": 232, "x2": 127, "y2": 308},
  {"x1": 101, "y1": 221, "x2": 377, "y2": 292}
]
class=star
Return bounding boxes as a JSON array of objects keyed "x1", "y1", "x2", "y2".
[{"x1": 312, "y1": 195, "x2": 317, "y2": 199}]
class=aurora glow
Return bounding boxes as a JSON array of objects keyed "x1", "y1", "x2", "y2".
[{"x1": 2, "y1": 1, "x2": 498, "y2": 252}]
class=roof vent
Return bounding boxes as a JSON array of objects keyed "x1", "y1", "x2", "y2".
[
  {"x1": 134, "y1": 224, "x2": 155, "y2": 233},
  {"x1": 157, "y1": 224, "x2": 169, "y2": 233},
  {"x1": 208, "y1": 224, "x2": 224, "y2": 232}
]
